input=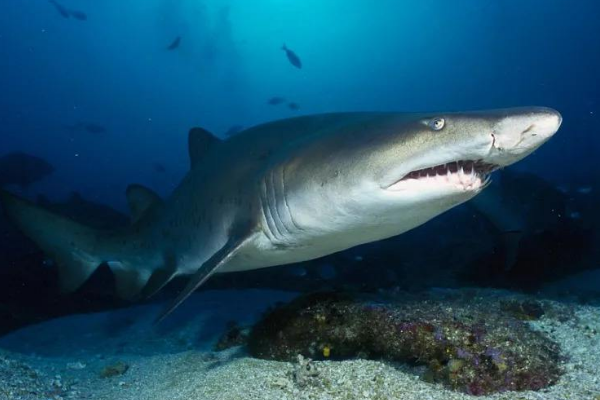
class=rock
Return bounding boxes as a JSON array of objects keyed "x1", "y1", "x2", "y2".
[
  {"x1": 66, "y1": 361, "x2": 86, "y2": 370},
  {"x1": 291, "y1": 354, "x2": 320, "y2": 388},
  {"x1": 99, "y1": 361, "x2": 129, "y2": 379},
  {"x1": 248, "y1": 291, "x2": 562, "y2": 395},
  {"x1": 500, "y1": 299, "x2": 546, "y2": 320}
]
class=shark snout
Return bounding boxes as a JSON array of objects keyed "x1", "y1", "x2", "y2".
[
  {"x1": 524, "y1": 107, "x2": 562, "y2": 139},
  {"x1": 487, "y1": 107, "x2": 562, "y2": 166}
]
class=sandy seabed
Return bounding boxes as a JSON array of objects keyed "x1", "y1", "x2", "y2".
[{"x1": 1, "y1": 289, "x2": 599, "y2": 400}]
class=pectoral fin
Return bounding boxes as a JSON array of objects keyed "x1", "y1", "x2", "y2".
[{"x1": 155, "y1": 231, "x2": 253, "y2": 323}]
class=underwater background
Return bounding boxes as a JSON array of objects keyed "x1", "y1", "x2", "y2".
[
  {"x1": 1, "y1": 1, "x2": 600, "y2": 399},
  {"x1": 1, "y1": 0, "x2": 599, "y2": 207}
]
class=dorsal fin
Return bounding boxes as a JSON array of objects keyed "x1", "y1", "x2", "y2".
[
  {"x1": 188, "y1": 127, "x2": 220, "y2": 169},
  {"x1": 125, "y1": 184, "x2": 162, "y2": 223}
]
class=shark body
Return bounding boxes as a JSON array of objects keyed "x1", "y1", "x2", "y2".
[
  {"x1": 0, "y1": 108, "x2": 561, "y2": 320},
  {"x1": 468, "y1": 169, "x2": 570, "y2": 271}
]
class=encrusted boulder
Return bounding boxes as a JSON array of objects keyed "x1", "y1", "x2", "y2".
[{"x1": 248, "y1": 291, "x2": 562, "y2": 395}]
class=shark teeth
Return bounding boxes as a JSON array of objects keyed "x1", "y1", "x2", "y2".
[
  {"x1": 388, "y1": 160, "x2": 497, "y2": 192},
  {"x1": 402, "y1": 160, "x2": 496, "y2": 180}
]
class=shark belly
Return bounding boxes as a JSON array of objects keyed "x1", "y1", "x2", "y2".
[{"x1": 218, "y1": 199, "x2": 460, "y2": 273}]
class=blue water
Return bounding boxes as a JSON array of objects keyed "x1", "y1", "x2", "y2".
[
  {"x1": 1, "y1": 2, "x2": 600, "y2": 398},
  {"x1": 1, "y1": 0, "x2": 598, "y2": 210}
]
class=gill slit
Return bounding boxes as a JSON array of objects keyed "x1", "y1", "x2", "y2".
[
  {"x1": 268, "y1": 170, "x2": 290, "y2": 237},
  {"x1": 260, "y1": 178, "x2": 279, "y2": 242},
  {"x1": 281, "y1": 165, "x2": 302, "y2": 232}
]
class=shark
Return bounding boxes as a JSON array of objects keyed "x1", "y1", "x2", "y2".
[
  {"x1": 467, "y1": 169, "x2": 568, "y2": 271},
  {"x1": 0, "y1": 107, "x2": 561, "y2": 321}
]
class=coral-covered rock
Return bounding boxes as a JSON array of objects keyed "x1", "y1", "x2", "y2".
[{"x1": 248, "y1": 292, "x2": 562, "y2": 395}]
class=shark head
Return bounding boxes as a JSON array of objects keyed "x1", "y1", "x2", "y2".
[{"x1": 273, "y1": 107, "x2": 561, "y2": 250}]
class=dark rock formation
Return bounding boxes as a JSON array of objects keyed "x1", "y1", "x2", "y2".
[{"x1": 248, "y1": 291, "x2": 563, "y2": 396}]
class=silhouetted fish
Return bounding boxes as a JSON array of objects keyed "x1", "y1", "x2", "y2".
[
  {"x1": 267, "y1": 97, "x2": 286, "y2": 105},
  {"x1": 167, "y1": 36, "x2": 181, "y2": 50},
  {"x1": 0, "y1": 152, "x2": 54, "y2": 189},
  {"x1": 468, "y1": 169, "x2": 569, "y2": 271},
  {"x1": 48, "y1": 0, "x2": 87, "y2": 21},
  {"x1": 153, "y1": 163, "x2": 166, "y2": 173},
  {"x1": 69, "y1": 10, "x2": 87, "y2": 21},
  {"x1": 83, "y1": 123, "x2": 106, "y2": 134},
  {"x1": 281, "y1": 44, "x2": 302, "y2": 69},
  {"x1": 37, "y1": 192, "x2": 129, "y2": 230},
  {"x1": 224, "y1": 125, "x2": 244, "y2": 137},
  {"x1": 65, "y1": 122, "x2": 107, "y2": 135},
  {"x1": 49, "y1": 0, "x2": 70, "y2": 18},
  {"x1": 288, "y1": 102, "x2": 300, "y2": 111}
]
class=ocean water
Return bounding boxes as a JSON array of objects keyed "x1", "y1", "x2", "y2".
[{"x1": 1, "y1": 1, "x2": 599, "y2": 399}]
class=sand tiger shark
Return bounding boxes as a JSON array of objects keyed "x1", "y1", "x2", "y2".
[{"x1": 0, "y1": 107, "x2": 561, "y2": 321}]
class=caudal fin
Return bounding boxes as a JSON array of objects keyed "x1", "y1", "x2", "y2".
[{"x1": 1, "y1": 190, "x2": 106, "y2": 292}]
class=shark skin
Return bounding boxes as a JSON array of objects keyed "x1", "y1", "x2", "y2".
[{"x1": 0, "y1": 108, "x2": 562, "y2": 320}]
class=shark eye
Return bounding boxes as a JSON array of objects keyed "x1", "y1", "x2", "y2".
[{"x1": 429, "y1": 117, "x2": 445, "y2": 131}]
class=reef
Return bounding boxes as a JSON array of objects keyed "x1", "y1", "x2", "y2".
[{"x1": 248, "y1": 291, "x2": 562, "y2": 396}]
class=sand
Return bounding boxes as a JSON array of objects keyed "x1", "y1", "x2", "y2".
[{"x1": 1, "y1": 289, "x2": 599, "y2": 400}]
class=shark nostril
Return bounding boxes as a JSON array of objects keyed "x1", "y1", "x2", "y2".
[{"x1": 522, "y1": 124, "x2": 536, "y2": 135}]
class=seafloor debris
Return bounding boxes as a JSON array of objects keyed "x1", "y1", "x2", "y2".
[
  {"x1": 100, "y1": 361, "x2": 130, "y2": 379},
  {"x1": 291, "y1": 354, "x2": 321, "y2": 388},
  {"x1": 500, "y1": 299, "x2": 546, "y2": 320},
  {"x1": 248, "y1": 292, "x2": 563, "y2": 395},
  {"x1": 214, "y1": 321, "x2": 250, "y2": 351},
  {"x1": 0, "y1": 350, "x2": 64, "y2": 399}
]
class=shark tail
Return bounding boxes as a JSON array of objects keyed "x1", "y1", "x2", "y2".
[{"x1": 0, "y1": 190, "x2": 117, "y2": 293}]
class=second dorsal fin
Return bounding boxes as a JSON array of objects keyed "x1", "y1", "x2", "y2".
[
  {"x1": 125, "y1": 184, "x2": 162, "y2": 223},
  {"x1": 188, "y1": 127, "x2": 220, "y2": 169}
]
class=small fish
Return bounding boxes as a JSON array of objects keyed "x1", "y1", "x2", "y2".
[
  {"x1": 224, "y1": 125, "x2": 244, "y2": 137},
  {"x1": 167, "y1": 36, "x2": 181, "y2": 51},
  {"x1": 153, "y1": 163, "x2": 166, "y2": 173},
  {"x1": 0, "y1": 152, "x2": 54, "y2": 189},
  {"x1": 577, "y1": 186, "x2": 592, "y2": 194},
  {"x1": 82, "y1": 123, "x2": 106, "y2": 134},
  {"x1": 69, "y1": 10, "x2": 87, "y2": 21},
  {"x1": 288, "y1": 102, "x2": 300, "y2": 111},
  {"x1": 48, "y1": 1, "x2": 87, "y2": 21},
  {"x1": 65, "y1": 122, "x2": 107, "y2": 135},
  {"x1": 281, "y1": 44, "x2": 302, "y2": 69},
  {"x1": 49, "y1": 0, "x2": 70, "y2": 18},
  {"x1": 267, "y1": 97, "x2": 286, "y2": 105}
]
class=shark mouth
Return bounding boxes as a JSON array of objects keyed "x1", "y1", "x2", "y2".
[{"x1": 388, "y1": 160, "x2": 497, "y2": 191}]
